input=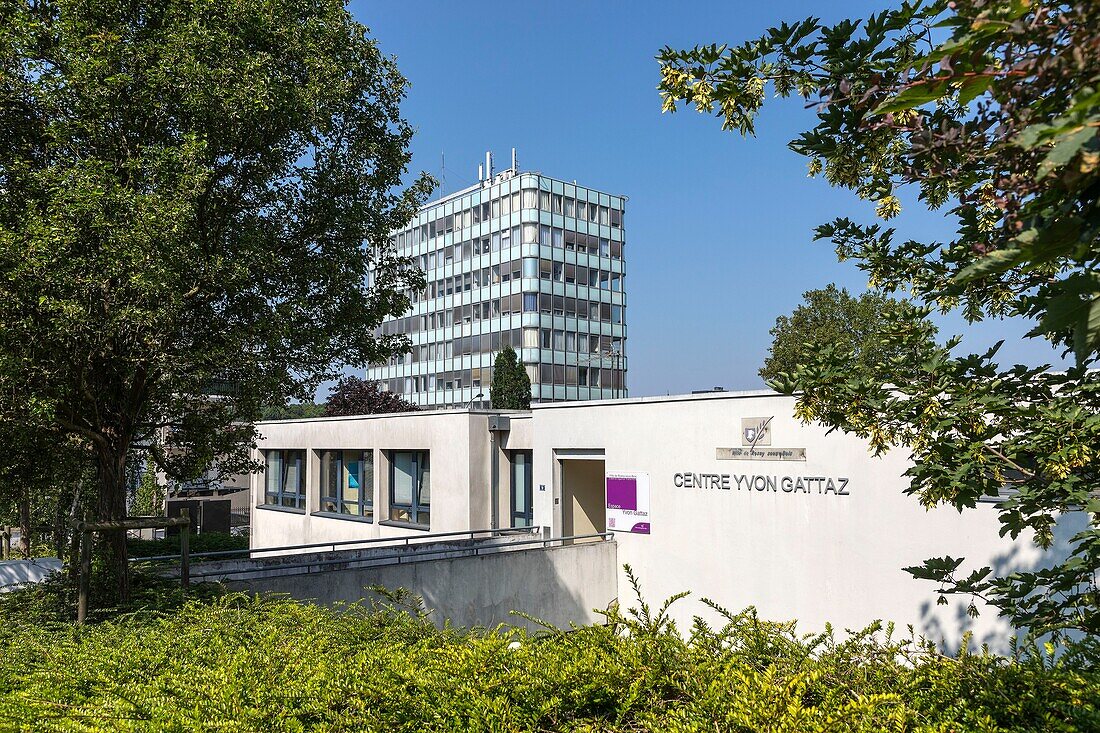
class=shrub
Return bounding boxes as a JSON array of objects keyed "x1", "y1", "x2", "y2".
[
  {"x1": 0, "y1": 577, "x2": 1096, "y2": 731},
  {"x1": 0, "y1": 566, "x2": 226, "y2": 626},
  {"x1": 126, "y1": 531, "x2": 248, "y2": 559}
]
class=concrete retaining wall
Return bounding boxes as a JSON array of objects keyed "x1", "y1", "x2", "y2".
[{"x1": 227, "y1": 539, "x2": 618, "y2": 632}]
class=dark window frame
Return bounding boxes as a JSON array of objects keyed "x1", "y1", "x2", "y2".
[
  {"x1": 318, "y1": 449, "x2": 374, "y2": 520},
  {"x1": 510, "y1": 450, "x2": 534, "y2": 528},
  {"x1": 263, "y1": 449, "x2": 306, "y2": 510},
  {"x1": 389, "y1": 450, "x2": 431, "y2": 527}
]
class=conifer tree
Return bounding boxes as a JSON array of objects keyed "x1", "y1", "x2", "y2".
[{"x1": 491, "y1": 347, "x2": 532, "y2": 410}]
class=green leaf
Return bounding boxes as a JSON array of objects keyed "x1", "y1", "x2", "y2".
[
  {"x1": 953, "y1": 249, "x2": 1023, "y2": 283},
  {"x1": 956, "y1": 75, "x2": 993, "y2": 106},
  {"x1": 1072, "y1": 294, "x2": 1100, "y2": 361},
  {"x1": 873, "y1": 79, "x2": 949, "y2": 114},
  {"x1": 1037, "y1": 125, "x2": 1097, "y2": 179}
]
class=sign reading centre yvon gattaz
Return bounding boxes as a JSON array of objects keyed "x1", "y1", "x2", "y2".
[{"x1": 606, "y1": 472, "x2": 650, "y2": 535}]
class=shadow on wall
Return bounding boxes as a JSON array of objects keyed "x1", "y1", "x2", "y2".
[
  {"x1": 230, "y1": 541, "x2": 619, "y2": 632},
  {"x1": 916, "y1": 511, "x2": 1087, "y2": 653}
]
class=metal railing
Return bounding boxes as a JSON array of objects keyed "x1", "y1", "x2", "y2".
[
  {"x1": 131, "y1": 526, "x2": 539, "y2": 564},
  {"x1": 191, "y1": 528, "x2": 620, "y2": 581}
]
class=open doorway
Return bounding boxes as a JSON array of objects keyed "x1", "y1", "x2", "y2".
[{"x1": 560, "y1": 458, "x2": 605, "y2": 540}]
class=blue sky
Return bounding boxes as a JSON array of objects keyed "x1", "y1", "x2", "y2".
[{"x1": 350, "y1": 0, "x2": 1066, "y2": 397}]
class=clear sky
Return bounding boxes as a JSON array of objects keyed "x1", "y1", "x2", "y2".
[{"x1": 349, "y1": 0, "x2": 1065, "y2": 397}]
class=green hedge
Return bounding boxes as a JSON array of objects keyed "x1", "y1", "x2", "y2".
[
  {"x1": 0, "y1": 584, "x2": 1097, "y2": 732},
  {"x1": 126, "y1": 531, "x2": 249, "y2": 558}
]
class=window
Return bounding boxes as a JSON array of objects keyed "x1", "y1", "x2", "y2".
[
  {"x1": 319, "y1": 450, "x2": 373, "y2": 518},
  {"x1": 263, "y1": 450, "x2": 305, "y2": 509},
  {"x1": 390, "y1": 451, "x2": 430, "y2": 526},
  {"x1": 511, "y1": 451, "x2": 533, "y2": 527}
]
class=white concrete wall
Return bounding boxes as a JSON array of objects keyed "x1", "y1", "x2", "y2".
[
  {"x1": 530, "y1": 392, "x2": 1056, "y2": 651},
  {"x1": 230, "y1": 541, "x2": 618, "y2": 632},
  {"x1": 251, "y1": 411, "x2": 496, "y2": 550},
  {"x1": 249, "y1": 393, "x2": 1067, "y2": 651}
]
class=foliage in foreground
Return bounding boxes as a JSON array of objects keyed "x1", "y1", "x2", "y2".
[
  {"x1": 0, "y1": 587, "x2": 1098, "y2": 732},
  {"x1": 0, "y1": 566, "x2": 224, "y2": 627}
]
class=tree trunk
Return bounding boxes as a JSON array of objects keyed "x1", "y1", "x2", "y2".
[
  {"x1": 17, "y1": 486, "x2": 31, "y2": 559},
  {"x1": 95, "y1": 444, "x2": 131, "y2": 604}
]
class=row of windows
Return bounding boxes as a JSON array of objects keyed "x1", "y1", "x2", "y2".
[
  {"x1": 539, "y1": 364, "x2": 625, "y2": 389},
  {"x1": 418, "y1": 259, "x2": 624, "y2": 301},
  {"x1": 408, "y1": 226, "x2": 624, "y2": 273},
  {"x1": 262, "y1": 448, "x2": 534, "y2": 529},
  {"x1": 383, "y1": 361, "x2": 625, "y2": 394},
  {"x1": 262, "y1": 449, "x2": 430, "y2": 527},
  {"x1": 382, "y1": 326, "x2": 624, "y2": 370},
  {"x1": 394, "y1": 190, "x2": 624, "y2": 250},
  {"x1": 382, "y1": 292, "x2": 625, "y2": 340}
]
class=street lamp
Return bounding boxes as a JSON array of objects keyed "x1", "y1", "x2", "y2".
[{"x1": 466, "y1": 392, "x2": 484, "y2": 410}]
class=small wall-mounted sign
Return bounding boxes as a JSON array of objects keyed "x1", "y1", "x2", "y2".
[
  {"x1": 717, "y1": 447, "x2": 807, "y2": 461},
  {"x1": 606, "y1": 472, "x2": 650, "y2": 535},
  {"x1": 742, "y1": 417, "x2": 773, "y2": 446}
]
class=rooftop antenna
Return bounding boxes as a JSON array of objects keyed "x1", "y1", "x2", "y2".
[
  {"x1": 439, "y1": 150, "x2": 445, "y2": 194},
  {"x1": 511, "y1": 147, "x2": 517, "y2": 172},
  {"x1": 485, "y1": 150, "x2": 493, "y2": 180},
  {"x1": 477, "y1": 163, "x2": 484, "y2": 181}
]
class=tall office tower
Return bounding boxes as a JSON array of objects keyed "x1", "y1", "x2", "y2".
[{"x1": 368, "y1": 150, "x2": 627, "y2": 409}]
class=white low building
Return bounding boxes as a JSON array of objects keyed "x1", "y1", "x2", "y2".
[{"x1": 251, "y1": 390, "x2": 1060, "y2": 648}]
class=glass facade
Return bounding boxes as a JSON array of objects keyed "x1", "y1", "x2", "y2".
[{"x1": 367, "y1": 171, "x2": 627, "y2": 409}]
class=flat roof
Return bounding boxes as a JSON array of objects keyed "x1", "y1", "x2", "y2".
[
  {"x1": 530, "y1": 389, "x2": 782, "y2": 411},
  {"x1": 256, "y1": 390, "x2": 784, "y2": 425},
  {"x1": 414, "y1": 169, "x2": 626, "y2": 212}
]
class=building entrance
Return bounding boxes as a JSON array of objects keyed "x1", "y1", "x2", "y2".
[{"x1": 560, "y1": 458, "x2": 605, "y2": 541}]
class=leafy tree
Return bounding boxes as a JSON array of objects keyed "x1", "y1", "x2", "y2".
[
  {"x1": 130, "y1": 462, "x2": 164, "y2": 518},
  {"x1": 324, "y1": 376, "x2": 419, "y2": 417},
  {"x1": 491, "y1": 346, "x2": 532, "y2": 410},
  {"x1": 658, "y1": 0, "x2": 1100, "y2": 642},
  {"x1": 0, "y1": 0, "x2": 431, "y2": 600},
  {"x1": 260, "y1": 403, "x2": 327, "y2": 421},
  {"x1": 0, "y1": 421, "x2": 89, "y2": 559},
  {"x1": 760, "y1": 285, "x2": 937, "y2": 384}
]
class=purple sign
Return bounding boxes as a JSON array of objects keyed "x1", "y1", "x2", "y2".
[
  {"x1": 606, "y1": 472, "x2": 651, "y2": 535},
  {"x1": 605, "y1": 476, "x2": 637, "y2": 511}
]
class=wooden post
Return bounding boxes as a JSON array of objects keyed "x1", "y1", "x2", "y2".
[
  {"x1": 1, "y1": 526, "x2": 9, "y2": 561},
  {"x1": 180, "y1": 508, "x2": 190, "y2": 589},
  {"x1": 77, "y1": 528, "x2": 91, "y2": 624},
  {"x1": 68, "y1": 522, "x2": 81, "y2": 583}
]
